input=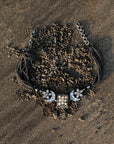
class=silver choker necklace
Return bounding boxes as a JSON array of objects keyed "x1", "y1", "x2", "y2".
[{"x1": 10, "y1": 22, "x2": 102, "y2": 118}]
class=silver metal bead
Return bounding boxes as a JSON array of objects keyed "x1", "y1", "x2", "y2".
[
  {"x1": 87, "y1": 86, "x2": 90, "y2": 89},
  {"x1": 35, "y1": 89, "x2": 38, "y2": 92}
]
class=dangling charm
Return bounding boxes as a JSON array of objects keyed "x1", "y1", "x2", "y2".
[
  {"x1": 40, "y1": 90, "x2": 55, "y2": 103},
  {"x1": 70, "y1": 88, "x2": 84, "y2": 102}
]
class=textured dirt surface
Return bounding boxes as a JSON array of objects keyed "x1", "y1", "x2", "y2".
[{"x1": 0, "y1": 0, "x2": 114, "y2": 144}]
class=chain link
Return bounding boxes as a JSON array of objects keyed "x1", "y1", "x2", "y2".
[
  {"x1": 29, "y1": 27, "x2": 39, "y2": 50},
  {"x1": 76, "y1": 22, "x2": 90, "y2": 45}
]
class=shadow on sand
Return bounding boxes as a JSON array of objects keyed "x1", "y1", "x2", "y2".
[{"x1": 80, "y1": 20, "x2": 114, "y2": 82}]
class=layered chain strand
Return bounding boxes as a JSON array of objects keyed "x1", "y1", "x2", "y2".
[{"x1": 76, "y1": 22, "x2": 90, "y2": 45}]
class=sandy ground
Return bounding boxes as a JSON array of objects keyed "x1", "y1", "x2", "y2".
[{"x1": 0, "y1": 0, "x2": 114, "y2": 144}]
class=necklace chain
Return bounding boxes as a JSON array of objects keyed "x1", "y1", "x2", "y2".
[{"x1": 76, "y1": 22, "x2": 90, "y2": 45}]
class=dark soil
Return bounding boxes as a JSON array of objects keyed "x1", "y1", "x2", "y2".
[{"x1": 17, "y1": 23, "x2": 99, "y2": 93}]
